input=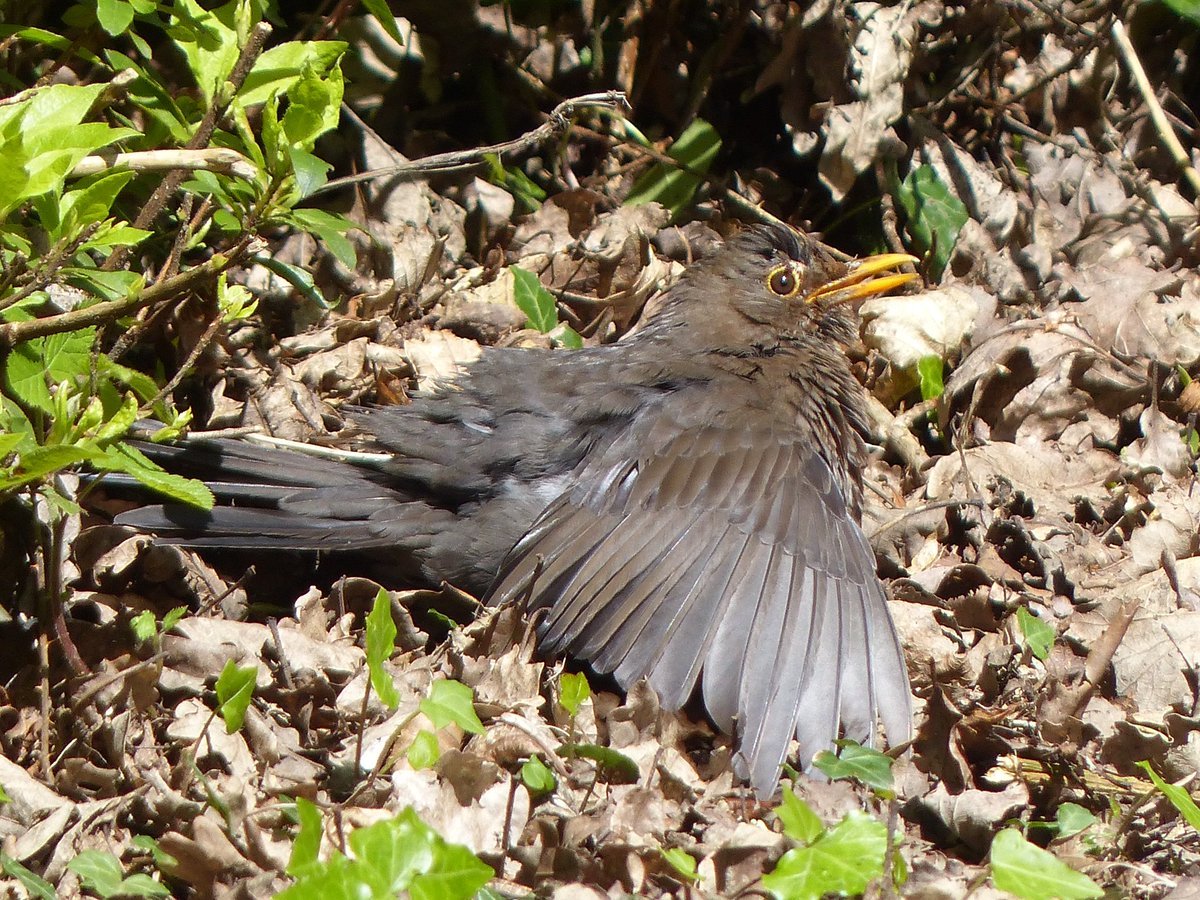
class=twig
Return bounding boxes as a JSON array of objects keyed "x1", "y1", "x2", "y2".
[
  {"x1": 69, "y1": 148, "x2": 257, "y2": 181},
  {"x1": 0, "y1": 247, "x2": 247, "y2": 347},
  {"x1": 1111, "y1": 18, "x2": 1200, "y2": 199},
  {"x1": 314, "y1": 91, "x2": 629, "y2": 195}
]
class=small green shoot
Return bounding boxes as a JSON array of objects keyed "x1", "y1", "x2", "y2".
[
  {"x1": 558, "y1": 671, "x2": 591, "y2": 716},
  {"x1": 1017, "y1": 607, "x2": 1055, "y2": 662},
  {"x1": 917, "y1": 355, "x2": 945, "y2": 402},
  {"x1": 763, "y1": 807, "x2": 890, "y2": 900},
  {"x1": 130, "y1": 606, "x2": 187, "y2": 644},
  {"x1": 214, "y1": 659, "x2": 257, "y2": 734},
  {"x1": 989, "y1": 828, "x2": 1102, "y2": 899},
  {"x1": 366, "y1": 588, "x2": 401, "y2": 709}
]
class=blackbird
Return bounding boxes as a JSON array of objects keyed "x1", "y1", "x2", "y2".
[{"x1": 118, "y1": 223, "x2": 916, "y2": 794}]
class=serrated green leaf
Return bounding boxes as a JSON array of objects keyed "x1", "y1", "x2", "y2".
[
  {"x1": 989, "y1": 828, "x2": 1102, "y2": 899},
  {"x1": 215, "y1": 659, "x2": 257, "y2": 733},
  {"x1": 511, "y1": 265, "x2": 557, "y2": 332},
  {"x1": 91, "y1": 442, "x2": 214, "y2": 509},
  {"x1": 4, "y1": 341, "x2": 53, "y2": 411},
  {"x1": 130, "y1": 611, "x2": 157, "y2": 642},
  {"x1": 625, "y1": 118, "x2": 722, "y2": 220},
  {"x1": 1017, "y1": 607, "x2": 1055, "y2": 661},
  {"x1": 813, "y1": 742, "x2": 895, "y2": 794},
  {"x1": 420, "y1": 680, "x2": 485, "y2": 734},
  {"x1": 366, "y1": 588, "x2": 400, "y2": 709},
  {"x1": 763, "y1": 810, "x2": 888, "y2": 900}
]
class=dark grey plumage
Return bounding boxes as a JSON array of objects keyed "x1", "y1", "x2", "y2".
[{"x1": 117, "y1": 224, "x2": 913, "y2": 794}]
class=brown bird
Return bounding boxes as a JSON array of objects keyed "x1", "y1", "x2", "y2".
[{"x1": 118, "y1": 224, "x2": 915, "y2": 794}]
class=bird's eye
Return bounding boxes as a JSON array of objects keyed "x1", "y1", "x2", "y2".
[{"x1": 766, "y1": 264, "x2": 801, "y2": 298}]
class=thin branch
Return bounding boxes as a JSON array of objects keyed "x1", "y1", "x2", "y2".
[
  {"x1": 69, "y1": 148, "x2": 257, "y2": 181},
  {"x1": 1111, "y1": 18, "x2": 1200, "y2": 199},
  {"x1": 314, "y1": 91, "x2": 630, "y2": 194}
]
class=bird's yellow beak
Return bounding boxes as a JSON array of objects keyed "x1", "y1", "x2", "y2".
[{"x1": 808, "y1": 253, "x2": 921, "y2": 305}]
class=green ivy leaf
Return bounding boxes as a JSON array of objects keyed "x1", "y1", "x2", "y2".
[
  {"x1": 813, "y1": 742, "x2": 895, "y2": 794},
  {"x1": 421, "y1": 680, "x2": 485, "y2": 734},
  {"x1": 365, "y1": 588, "x2": 400, "y2": 709},
  {"x1": 287, "y1": 797, "x2": 324, "y2": 876},
  {"x1": 989, "y1": 828, "x2": 1102, "y2": 899},
  {"x1": 214, "y1": 659, "x2": 257, "y2": 734},
  {"x1": 893, "y1": 165, "x2": 967, "y2": 281},
  {"x1": 67, "y1": 850, "x2": 125, "y2": 897},
  {"x1": 775, "y1": 788, "x2": 824, "y2": 845},
  {"x1": 1054, "y1": 803, "x2": 1097, "y2": 839},
  {"x1": 763, "y1": 810, "x2": 887, "y2": 899}
]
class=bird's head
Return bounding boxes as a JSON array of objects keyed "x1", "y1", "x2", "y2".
[{"x1": 657, "y1": 223, "x2": 918, "y2": 348}]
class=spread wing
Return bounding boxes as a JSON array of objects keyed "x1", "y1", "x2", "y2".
[{"x1": 488, "y1": 419, "x2": 912, "y2": 794}]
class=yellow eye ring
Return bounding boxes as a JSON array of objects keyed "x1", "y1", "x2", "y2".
[{"x1": 766, "y1": 264, "x2": 801, "y2": 298}]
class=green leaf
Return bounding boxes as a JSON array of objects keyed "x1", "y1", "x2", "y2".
[
  {"x1": 288, "y1": 208, "x2": 356, "y2": 268},
  {"x1": 287, "y1": 797, "x2": 324, "y2": 876},
  {"x1": 775, "y1": 789, "x2": 824, "y2": 845},
  {"x1": 359, "y1": 0, "x2": 405, "y2": 43},
  {"x1": 420, "y1": 680, "x2": 485, "y2": 734},
  {"x1": 1138, "y1": 761, "x2": 1200, "y2": 831},
  {"x1": 510, "y1": 265, "x2": 558, "y2": 332},
  {"x1": 893, "y1": 165, "x2": 968, "y2": 281},
  {"x1": 130, "y1": 611, "x2": 157, "y2": 642},
  {"x1": 365, "y1": 588, "x2": 400, "y2": 709},
  {"x1": 91, "y1": 443, "x2": 214, "y2": 509},
  {"x1": 557, "y1": 743, "x2": 640, "y2": 783},
  {"x1": 0, "y1": 445, "x2": 91, "y2": 493},
  {"x1": 625, "y1": 118, "x2": 722, "y2": 220},
  {"x1": 813, "y1": 742, "x2": 895, "y2": 794},
  {"x1": 282, "y1": 63, "x2": 345, "y2": 150},
  {"x1": 1017, "y1": 607, "x2": 1055, "y2": 662},
  {"x1": 96, "y1": 0, "x2": 136, "y2": 37},
  {"x1": 169, "y1": 0, "x2": 240, "y2": 104},
  {"x1": 990, "y1": 828, "x2": 1102, "y2": 899},
  {"x1": 1055, "y1": 803, "x2": 1097, "y2": 839},
  {"x1": 558, "y1": 671, "x2": 591, "y2": 716},
  {"x1": 407, "y1": 729, "x2": 441, "y2": 770},
  {"x1": 520, "y1": 755, "x2": 557, "y2": 795},
  {"x1": 214, "y1": 659, "x2": 257, "y2": 733},
  {"x1": 67, "y1": 850, "x2": 125, "y2": 897},
  {"x1": 548, "y1": 322, "x2": 583, "y2": 349},
  {"x1": 4, "y1": 341, "x2": 53, "y2": 411},
  {"x1": 0, "y1": 852, "x2": 56, "y2": 899},
  {"x1": 762, "y1": 810, "x2": 888, "y2": 900},
  {"x1": 238, "y1": 41, "x2": 347, "y2": 108},
  {"x1": 659, "y1": 847, "x2": 700, "y2": 883},
  {"x1": 1163, "y1": 0, "x2": 1200, "y2": 25},
  {"x1": 916, "y1": 355, "x2": 945, "y2": 402},
  {"x1": 115, "y1": 873, "x2": 170, "y2": 897}
]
